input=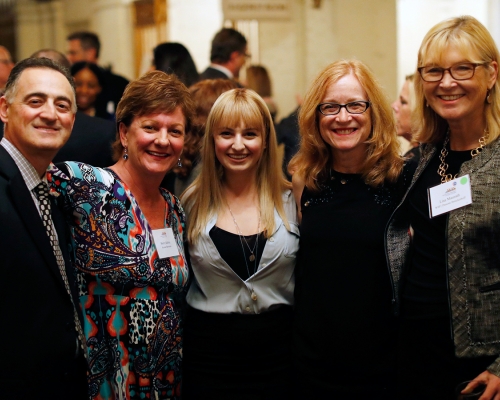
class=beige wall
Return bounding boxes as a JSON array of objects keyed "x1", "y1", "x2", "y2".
[
  {"x1": 258, "y1": 0, "x2": 397, "y2": 120},
  {"x1": 14, "y1": 0, "x2": 397, "y2": 119}
]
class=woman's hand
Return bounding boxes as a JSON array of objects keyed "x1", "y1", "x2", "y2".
[{"x1": 462, "y1": 370, "x2": 500, "y2": 399}]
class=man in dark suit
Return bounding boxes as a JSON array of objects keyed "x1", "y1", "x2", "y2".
[
  {"x1": 0, "y1": 57, "x2": 87, "y2": 398},
  {"x1": 199, "y1": 28, "x2": 248, "y2": 82},
  {"x1": 66, "y1": 31, "x2": 129, "y2": 115}
]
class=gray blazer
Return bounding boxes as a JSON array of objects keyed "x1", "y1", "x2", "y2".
[
  {"x1": 186, "y1": 190, "x2": 299, "y2": 314},
  {"x1": 386, "y1": 138, "x2": 500, "y2": 375}
]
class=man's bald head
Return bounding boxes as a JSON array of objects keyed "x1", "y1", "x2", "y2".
[{"x1": 31, "y1": 49, "x2": 71, "y2": 70}]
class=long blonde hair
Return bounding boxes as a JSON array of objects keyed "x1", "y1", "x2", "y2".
[
  {"x1": 414, "y1": 15, "x2": 500, "y2": 144},
  {"x1": 182, "y1": 88, "x2": 291, "y2": 243},
  {"x1": 289, "y1": 59, "x2": 403, "y2": 190}
]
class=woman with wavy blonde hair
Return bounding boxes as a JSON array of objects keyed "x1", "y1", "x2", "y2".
[
  {"x1": 181, "y1": 88, "x2": 298, "y2": 399},
  {"x1": 290, "y1": 59, "x2": 415, "y2": 399},
  {"x1": 386, "y1": 15, "x2": 500, "y2": 400}
]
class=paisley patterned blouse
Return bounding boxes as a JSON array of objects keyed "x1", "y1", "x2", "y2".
[{"x1": 48, "y1": 162, "x2": 188, "y2": 400}]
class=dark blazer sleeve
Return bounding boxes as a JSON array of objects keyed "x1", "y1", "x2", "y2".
[
  {"x1": 0, "y1": 147, "x2": 88, "y2": 399},
  {"x1": 53, "y1": 111, "x2": 116, "y2": 168}
]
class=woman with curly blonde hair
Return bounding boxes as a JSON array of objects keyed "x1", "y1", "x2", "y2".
[{"x1": 290, "y1": 59, "x2": 415, "y2": 399}]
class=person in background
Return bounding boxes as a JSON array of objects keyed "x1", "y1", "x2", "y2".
[
  {"x1": 181, "y1": 88, "x2": 298, "y2": 399},
  {"x1": 386, "y1": 15, "x2": 500, "y2": 400},
  {"x1": 393, "y1": 73, "x2": 419, "y2": 160},
  {"x1": 199, "y1": 28, "x2": 248, "y2": 82},
  {"x1": 66, "y1": 31, "x2": 129, "y2": 116},
  {"x1": 0, "y1": 45, "x2": 14, "y2": 93},
  {"x1": 245, "y1": 65, "x2": 278, "y2": 122},
  {"x1": 153, "y1": 42, "x2": 199, "y2": 88},
  {"x1": 290, "y1": 59, "x2": 415, "y2": 399},
  {"x1": 173, "y1": 78, "x2": 238, "y2": 196},
  {"x1": 71, "y1": 61, "x2": 112, "y2": 120},
  {"x1": 49, "y1": 71, "x2": 195, "y2": 399},
  {"x1": 0, "y1": 57, "x2": 87, "y2": 399}
]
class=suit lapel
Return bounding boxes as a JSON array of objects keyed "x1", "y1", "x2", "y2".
[{"x1": 0, "y1": 147, "x2": 68, "y2": 292}]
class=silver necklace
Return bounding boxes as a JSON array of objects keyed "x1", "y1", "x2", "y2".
[
  {"x1": 438, "y1": 129, "x2": 489, "y2": 183},
  {"x1": 228, "y1": 207, "x2": 260, "y2": 262},
  {"x1": 227, "y1": 206, "x2": 260, "y2": 301}
]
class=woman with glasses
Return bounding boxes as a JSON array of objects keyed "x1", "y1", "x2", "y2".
[
  {"x1": 289, "y1": 59, "x2": 415, "y2": 399},
  {"x1": 386, "y1": 16, "x2": 500, "y2": 399}
]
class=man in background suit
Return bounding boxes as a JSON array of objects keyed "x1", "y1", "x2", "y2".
[
  {"x1": 199, "y1": 28, "x2": 248, "y2": 82},
  {"x1": 0, "y1": 57, "x2": 87, "y2": 398},
  {"x1": 66, "y1": 31, "x2": 128, "y2": 116}
]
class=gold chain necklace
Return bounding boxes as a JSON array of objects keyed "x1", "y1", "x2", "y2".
[{"x1": 437, "y1": 129, "x2": 489, "y2": 183}]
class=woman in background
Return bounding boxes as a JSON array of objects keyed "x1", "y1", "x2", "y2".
[
  {"x1": 290, "y1": 59, "x2": 415, "y2": 399},
  {"x1": 392, "y1": 73, "x2": 419, "y2": 159},
  {"x1": 181, "y1": 88, "x2": 298, "y2": 399},
  {"x1": 71, "y1": 61, "x2": 111, "y2": 120},
  {"x1": 153, "y1": 42, "x2": 199, "y2": 88},
  {"x1": 245, "y1": 65, "x2": 278, "y2": 122}
]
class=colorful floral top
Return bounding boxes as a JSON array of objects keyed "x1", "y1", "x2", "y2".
[{"x1": 48, "y1": 162, "x2": 188, "y2": 400}]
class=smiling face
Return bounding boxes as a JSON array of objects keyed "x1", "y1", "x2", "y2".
[
  {"x1": 422, "y1": 45, "x2": 497, "y2": 127},
  {"x1": 319, "y1": 73, "x2": 372, "y2": 162},
  {"x1": 120, "y1": 107, "x2": 186, "y2": 178},
  {"x1": 392, "y1": 79, "x2": 412, "y2": 137},
  {"x1": 0, "y1": 67, "x2": 75, "y2": 171},
  {"x1": 214, "y1": 119, "x2": 264, "y2": 178},
  {"x1": 74, "y1": 67, "x2": 102, "y2": 112}
]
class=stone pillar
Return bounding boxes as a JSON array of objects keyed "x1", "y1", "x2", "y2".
[
  {"x1": 91, "y1": 0, "x2": 134, "y2": 80},
  {"x1": 16, "y1": 0, "x2": 66, "y2": 59}
]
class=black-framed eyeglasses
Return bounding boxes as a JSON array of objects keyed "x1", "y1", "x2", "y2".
[
  {"x1": 317, "y1": 101, "x2": 370, "y2": 116},
  {"x1": 418, "y1": 62, "x2": 486, "y2": 82}
]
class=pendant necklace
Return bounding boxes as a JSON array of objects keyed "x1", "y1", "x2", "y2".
[
  {"x1": 228, "y1": 206, "x2": 261, "y2": 301},
  {"x1": 228, "y1": 206, "x2": 261, "y2": 262},
  {"x1": 438, "y1": 128, "x2": 489, "y2": 183}
]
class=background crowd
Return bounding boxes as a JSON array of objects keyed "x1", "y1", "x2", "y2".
[{"x1": 1, "y1": 14, "x2": 500, "y2": 400}]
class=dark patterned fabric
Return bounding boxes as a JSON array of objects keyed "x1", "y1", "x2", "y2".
[{"x1": 387, "y1": 139, "x2": 500, "y2": 375}]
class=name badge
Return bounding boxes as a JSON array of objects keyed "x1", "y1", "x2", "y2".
[
  {"x1": 152, "y1": 228, "x2": 180, "y2": 259},
  {"x1": 428, "y1": 174, "x2": 472, "y2": 218}
]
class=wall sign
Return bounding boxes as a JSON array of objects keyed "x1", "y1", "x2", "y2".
[{"x1": 223, "y1": 0, "x2": 292, "y2": 20}]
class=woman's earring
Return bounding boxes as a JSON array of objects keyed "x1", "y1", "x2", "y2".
[
  {"x1": 486, "y1": 88, "x2": 492, "y2": 104},
  {"x1": 123, "y1": 147, "x2": 129, "y2": 160},
  {"x1": 177, "y1": 158, "x2": 182, "y2": 167}
]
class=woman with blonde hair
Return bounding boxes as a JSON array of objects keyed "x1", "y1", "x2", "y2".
[
  {"x1": 181, "y1": 88, "x2": 298, "y2": 399},
  {"x1": 290, "y1": 59, "x2": 415, "y2": 398},
  {"x1": 386, "y1": 15, "x2": 500, "y2": 399},
  {"x1": 393, "y1": 73, "x2": 420, "y2": 159}
]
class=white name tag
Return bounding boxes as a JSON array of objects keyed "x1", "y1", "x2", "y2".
[
  {"x1": 152, "y1": 228, "x2": 180, "y2": 259},
  {"x1": 428, "y1": 174, "x2": 472, "y2": 218}
]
